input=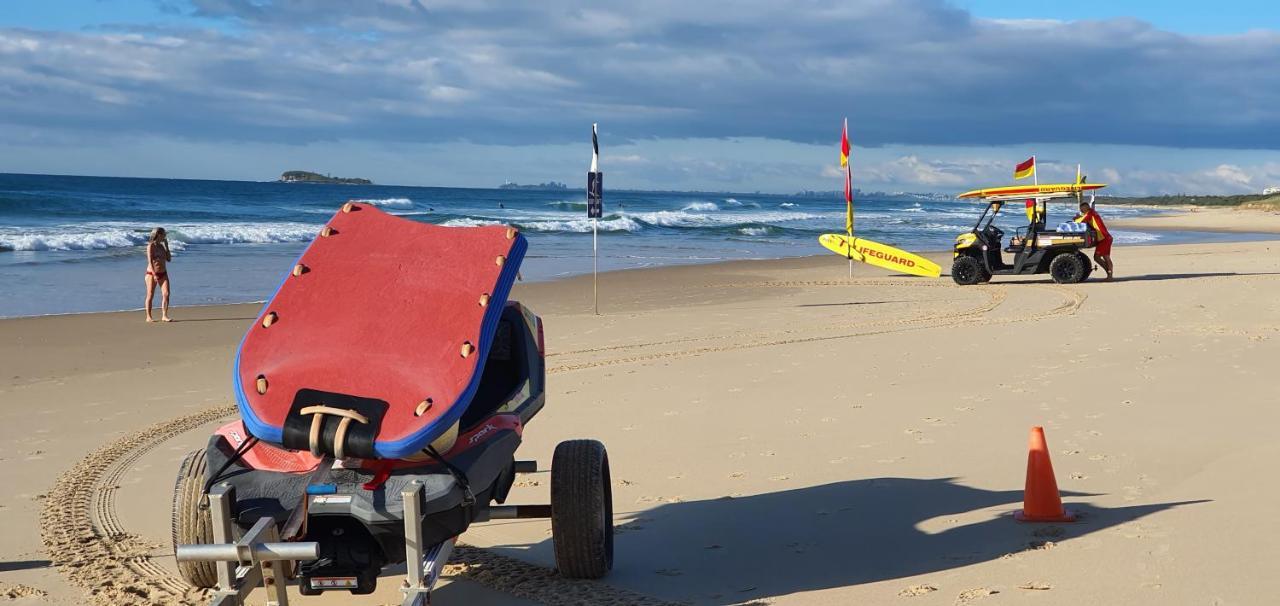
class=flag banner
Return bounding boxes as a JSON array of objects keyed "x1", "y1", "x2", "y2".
[
  {"x1": 588, "y1": 123, "x2": 602, "y2": 218},
  {"x1": 587, "y1": 172, "x2": 603, "y2": 218},
  {"x1": 1024, "y1": 199, "x2": 1035, "y2": 223},
  {"x1": 1014, "y1": 156, "x2": 1036, "y2": 180},
  {"x1": 841, "y1": 118, "x2": 853, "y2": 235},
  {"x1": 840, "y1": 119, "x2": 850, "y2": 169}
]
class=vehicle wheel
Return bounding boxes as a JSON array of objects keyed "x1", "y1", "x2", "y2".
[
  {"x1": 551, "y1": 439, "x2": 614, "y2": 579},
  {"x1": 172, "y1": 448, "x2": 218, "y2": 589},
  {"x1": 950, "y1": 255, "x2": 987, "y2": 285},
  {"x1": 1049, "y1": 252, "x2": 1086, "y2": 284},
  {"x1": 1076, "y1": 252, "x2": 1093, "y2": 282}
]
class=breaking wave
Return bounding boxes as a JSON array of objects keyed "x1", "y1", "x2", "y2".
[
  {"x1": 352, "y1": 197, "x2": 413, "y2": 208},
  {"x1": 0, "y1": 222, "x2": 321, "y2": 252}
]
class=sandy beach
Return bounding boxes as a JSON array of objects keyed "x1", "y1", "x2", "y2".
[
  {"x1": 3, "y1": 218, "x2": 1280, "y2": 604},
  {"x1": 1112, "y1": 206, "x2": 1280, "y2": 233}
]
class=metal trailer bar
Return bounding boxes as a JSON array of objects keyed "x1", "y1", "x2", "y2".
[
  {"x1": 401, "y1": 481, "x2": 455, "y2": 606},
  {"x1": 177, "y1": 483, "x2": 319, "y2": 606}
]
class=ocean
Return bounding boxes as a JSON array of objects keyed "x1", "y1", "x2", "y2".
[{"x1": 0, "y1": 172, "x2": 1235, "y2": 318}]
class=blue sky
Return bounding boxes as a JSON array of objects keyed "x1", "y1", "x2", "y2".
[{"x1": 2, "y1": 0, "x2": 1279, "y2": 195}]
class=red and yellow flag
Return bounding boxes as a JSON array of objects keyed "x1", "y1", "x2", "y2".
[
  {"x1": 1014, "y1": 156, "x2": 1036, "y2": 180},
  {"x1": 840, "y1": 119, "x2": 850, "y2": 169},
  {"x1": 841, "y1": 118, "x2": 852, "y2": 234}
]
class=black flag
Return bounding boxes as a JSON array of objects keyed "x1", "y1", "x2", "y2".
[{"x1": 587, "y1": 124, "x2": 602, "y2": 218}]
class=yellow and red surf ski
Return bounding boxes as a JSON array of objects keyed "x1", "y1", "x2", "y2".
[
  {"x1": 818, "y1": 233, "x2": 942, "y2": 278},
  {"x1": 957, "y1": 182, "x2": 1106, "y2": 200}
]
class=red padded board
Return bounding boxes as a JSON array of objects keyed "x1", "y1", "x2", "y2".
[{"x1": 234, "y1": 203, "x2": 524, "y2": 458}]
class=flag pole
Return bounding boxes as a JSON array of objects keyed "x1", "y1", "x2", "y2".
[
  {"x1": 588, "y1": 123, "x2": 602, "y2": 315},
  {"x1": 842, "y1": 117, "x2": 853, "y2": 279},
  {"x1": 847, "y1": 166, "x2": 853, "y2": 280},
  {"x1": 593, "y1": 217, "x2": 598, "y2": 315}
]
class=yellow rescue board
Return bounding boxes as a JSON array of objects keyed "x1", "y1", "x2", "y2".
[
  {"x1": 818, "y1": 234, "x2": 941, "y2": 278},
  {"x1": 957, "y1": 182, "x2": 1106, "y2": 199}
]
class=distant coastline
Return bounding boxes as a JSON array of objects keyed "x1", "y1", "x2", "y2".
[
  {"x1": 278, "y1": 170, "x2": 372, "y2": 185},
  {"x1": 498, "y1": 181, "x2": 568, "y2": 190},
  {"x1": 1098, "y1": 193, "x2": 1280, "y2": 210}
]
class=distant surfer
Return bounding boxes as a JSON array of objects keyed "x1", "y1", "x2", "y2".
[
  {"x1": 144, "y1": 227, "x2": 173, "y2": 322},
  {"x1": 1075, "y1": 201, "x2": 1114, "y2": 281}
]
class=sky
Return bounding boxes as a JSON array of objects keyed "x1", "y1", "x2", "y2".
[{"x1": 2, "y1": 0, "x2": 1280, "y2": 195}]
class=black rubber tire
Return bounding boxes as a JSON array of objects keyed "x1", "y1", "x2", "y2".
[
  {"x1": 1049, "y1": 252, "x2": 1087, "y2": 284},
  {"x1": 951, "y1": 255, "x2": 988, "y2": 285},
  {"x1": 171, "y1": 448, "x2": 218, "y2": 589},
  {"x1": 550, "y1": 439, "x2": 614, "y2": 579},
  {"x1": 1077, "y1": 252, "x2": 1094, "y2": 282}
]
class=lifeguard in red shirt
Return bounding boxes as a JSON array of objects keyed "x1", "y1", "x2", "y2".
[{"x1": 1075, "y1": 201, "x2": 1114, "y2": 281}]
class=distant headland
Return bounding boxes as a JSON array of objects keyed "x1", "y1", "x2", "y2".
[
  {"x1": 498, "y1": 181, "x2": 568, "y2": 190},
  {"x1": 279, "y1": 171, "x2": 372, "y2": 185}
]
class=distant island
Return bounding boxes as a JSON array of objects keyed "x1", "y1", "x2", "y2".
[
  {"x1": 498, "y1": 181, "x2": 568, "y2": 190},
  {"x1": 279, "y1": 171, "x2": 372, "y2": 185}
]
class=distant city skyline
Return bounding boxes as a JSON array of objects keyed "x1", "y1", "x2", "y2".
[{"x1": 2, "y1": 0, "x2": 1279, "y2": 195}]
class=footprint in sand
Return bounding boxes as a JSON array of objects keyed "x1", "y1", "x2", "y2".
[
  {"x1": 769, "y1": 475, "x2": 789, "y2": 481},
  {"x1": 1018, "y1": 582, "x2": 1052, "y2": 591},
  {"x1": 1070, "y1": 472, "x2": 1088, "y2": 480},
  {"x1": 728, "y1": 471, "x2": 745, "y2": 478},
  {"x1": 956, "y1": 587, "x2": 998, "y2": 603},
  {"x1": 0, "y1": 582, "x2": 48, "y2": 599},
  {"x1": 897, "y1": 584, "x2": 938, "y2": 597}
]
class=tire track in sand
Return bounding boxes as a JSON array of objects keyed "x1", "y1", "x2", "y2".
[
  {"x1": 548, "y1": 283, "x2": 1084, "y2": 373},
  {"x1": 550, "y1": 280, "x2": 1003, "y2": 359}
]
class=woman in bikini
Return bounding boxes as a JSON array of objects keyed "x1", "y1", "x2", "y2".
[{"x1": 145, "y1": 227, "x2": 173, "y2": 322}]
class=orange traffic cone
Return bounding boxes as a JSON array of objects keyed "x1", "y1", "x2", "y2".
[{"x1": 1014, "y1": 426, "x2": 1075, "y2": 522}]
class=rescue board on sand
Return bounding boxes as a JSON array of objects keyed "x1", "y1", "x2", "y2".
[{"x1": 818, "y1": 233, "x2": 941, "y2": 278}]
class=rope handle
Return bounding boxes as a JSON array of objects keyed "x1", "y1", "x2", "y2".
[{"x1": 300, "y1": 405, "x2": 370, "y2": 459}]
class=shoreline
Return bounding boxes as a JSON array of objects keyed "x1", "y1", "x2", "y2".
[{"x1": 4, "y1": 224, "x2": 1280, "y2": 320}]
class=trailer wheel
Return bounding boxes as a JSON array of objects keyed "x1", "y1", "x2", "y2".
[
  {"x1": 551, "y1": 439, "x2": 614, "y2": 579},
  {"x1": 951, "y1": 255, "x2": 988, "y2": 285},
  {"x1": 1050, "y1": 252, "x2": 1086, "y2": 284},
  {"x1": 172, "y1": 448, "x2": 218, "y2": 589}
]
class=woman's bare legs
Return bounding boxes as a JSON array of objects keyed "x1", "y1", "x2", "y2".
[
  {"x1": 160, "y1": 277, "x2": 172, "y2": 322},
  {"x1": 144, "y1": 274, "x2": 156, "y2": 322}
]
